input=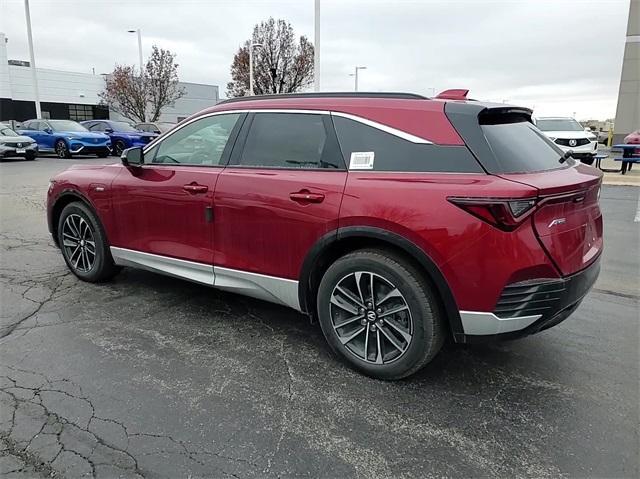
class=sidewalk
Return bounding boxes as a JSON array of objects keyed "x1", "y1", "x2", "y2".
[{"x1": 597, "y1": 146, "x2": 640, "y2": 186}]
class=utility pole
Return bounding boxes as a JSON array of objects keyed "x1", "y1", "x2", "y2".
[
  {"x1": 350, "y1": 66, "x2": 367, "y2": 92},
  {"x1": 314, "y1": 0, "x2": 320, "y2": 92},
  {"x1": 24, "y1": 0, "x2": 41, "y2": 118}
]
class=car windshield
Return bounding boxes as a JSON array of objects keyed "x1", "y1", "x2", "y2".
[
  {"x1": 49, "y1": 120, "x2": 88, "y2": 132},
  {"x1": 0, "y1": 126, "x2": 19, "y2": 136},
  {"x1": 111, "y1": 121, "x2": 139, "y2": 132},
  {"x1": 536, "y1": 119, "x2": 584, "y2": 132}
]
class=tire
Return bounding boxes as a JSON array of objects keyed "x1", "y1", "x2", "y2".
[
  {"x1": 57, "y1": 202, "x2": 120, "y2": 282},
  {"x1": 25, "y1": 151, "x2": 37, "y2": 161},
  {"x1": 55, "y1": 139, "x2": 71, "y2": 159},
  {"x1": 317, "y1": 249, "x2": 445, "y2": 380},
  {"x1": 97, "y1": 148, "x2": 109, "y2": 158},
  {"x1": 113, "y1": 140, "x2": 126, "y2": 157}
]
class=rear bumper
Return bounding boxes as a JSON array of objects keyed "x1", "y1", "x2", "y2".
[{"x1": 457, "y1": 255, "x2": 600, "y2": 342}]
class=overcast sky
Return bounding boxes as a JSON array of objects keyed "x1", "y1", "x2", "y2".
[{"x1": 0, "y1": 0, "x2": 630, "y2": 119}]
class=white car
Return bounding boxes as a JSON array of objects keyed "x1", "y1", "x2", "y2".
[{"x1": 534, "y1": 117, "x2": 598, "y2": 165}]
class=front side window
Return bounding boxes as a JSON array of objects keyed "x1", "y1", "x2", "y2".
[
  {"x1": 151, "y1": 113, "x2": 241, "y2": 166},
  {"x1": 235, "y1": 113, "x2": 341, "y2": 169},
  {"x1": 110, "y1": 121, "x2": 138, "y2": 132},
  {"x1": 89, "y1": 122, "x2": 105, "y2": 131}
]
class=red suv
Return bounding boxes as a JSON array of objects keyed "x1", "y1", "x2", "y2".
[{"x1": 47, "y1": 91, "x2": 603, "y2": 379}]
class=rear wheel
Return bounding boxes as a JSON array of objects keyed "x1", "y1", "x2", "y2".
[
  {"x1": 55, "y1": 139, "x2": 71, "y2": 159},
  {"x1": 97, "y1": 148, "x2": 110, "y2": 158},
  {"x1": 317, "y1": 249, "x2": 444, "y2": 380},
  {"x1": 57, "y1": 202, "x2": 120, "y2": 282}
]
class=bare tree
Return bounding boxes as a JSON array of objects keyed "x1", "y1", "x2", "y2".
[
  {"x1": 226, "y1": 18, "x2": 314, "y2": 97},
  {"x1": 100, "y1": 46, "x2": 186, "y2": 122},
  {"x1": 146, "y1": 46, "x2": 186, "y2": 122}
]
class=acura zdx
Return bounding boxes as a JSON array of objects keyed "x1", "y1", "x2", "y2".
[{"x1": 47, "y1": 91, "x2": 603, "y2": 379}]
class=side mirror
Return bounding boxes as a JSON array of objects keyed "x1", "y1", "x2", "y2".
[
  {"x1": 153, "y1": 130, "x2": 161, "y2": 134},
  {"x1": 122, "y1": 146, "x2": 143, "y2": 167},
  {"x1": 105, "y1": 127, "x2": 114, "y2": 133},
  {"x1": 44, "y1": 128, "x2": 52, "y2": 134}
]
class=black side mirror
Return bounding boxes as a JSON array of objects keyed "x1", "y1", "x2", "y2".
[
  {"x1": 105, "y1": 127, "x2": 114, "y2": 133},
  {"x1": 122, "y1": 147, "x2": 143, "y2": 167},
  {"x1": 44, "y1": 128, "x2": 52, "y2": 134},
  {"x1": 153, "y1": 130, "x2": 161, "y2": 134}
]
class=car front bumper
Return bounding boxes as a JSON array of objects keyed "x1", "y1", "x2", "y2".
[
  {"x1": 457, "y1": 255, "x2": 601, "y2": 342},
  {"x1": 68, "y1": 143, "x2": 111, "y2": 154},
  {"x1": 0, "y1": 143, "x2": 38, "y2": 158}
]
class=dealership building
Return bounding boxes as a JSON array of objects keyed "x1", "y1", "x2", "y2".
[{"x1": 0, "y1": 33, "x2": 219, "y2": 125}]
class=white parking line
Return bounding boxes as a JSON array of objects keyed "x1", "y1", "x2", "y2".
[{"x1": 635, "y1": 191, "x2": 640, "y2": 222}]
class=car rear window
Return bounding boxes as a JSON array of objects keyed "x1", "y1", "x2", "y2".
[{"x1": 481, "y1": 121, "x2": 566, "y2": 173}]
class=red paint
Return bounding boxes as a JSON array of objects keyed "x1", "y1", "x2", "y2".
[{"x1": 213, "y1": 168, "x2": 346, "y2": 279}]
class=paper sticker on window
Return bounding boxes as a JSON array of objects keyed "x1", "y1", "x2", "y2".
[{"x1": 349, "y1": 151, "x2": 375, "y2": 170}]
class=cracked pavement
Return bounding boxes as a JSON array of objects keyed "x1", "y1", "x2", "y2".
[{"x1": 1, "y1": 156, "x2": 638, "y2": 478}]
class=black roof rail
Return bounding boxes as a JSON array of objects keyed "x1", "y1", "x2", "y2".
[{"x1": 218, "y1": 91, "x2": 428, "y2": 104}]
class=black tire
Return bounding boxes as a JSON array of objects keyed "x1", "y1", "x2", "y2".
[
  {"x1": 113, "y1": 140, "x2": 126, "y2": 157},
  {"x1": 317, "y1": 249, "x2": 445, "y2": 380},
  {"x1": 25, "y1": 151, "x2": 37, "y2": 161},
  {"x1": 57, "y1": 202, "x2": 120, "y2": 282},
  {"x1": 55, "y1": 139, "x2": 71, "y2": 159},
  {"x1": 97, "y1": 148, "x2": 110, "y2": 158}
]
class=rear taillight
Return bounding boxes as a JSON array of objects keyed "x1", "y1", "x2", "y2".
[{"x1": 448, "y1": 197, "x2": 537, "y2": 231}]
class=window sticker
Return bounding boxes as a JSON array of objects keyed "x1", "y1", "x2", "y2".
[{"x1": 349, "y1": 151, "x2": 375, "y2": 170}]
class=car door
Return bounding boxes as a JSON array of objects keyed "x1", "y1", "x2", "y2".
[
  {"x1": 213, "y1": 111, "x2": 347, "y2": 306},
  {"x1": 110, "y1": 112, "x2": 245, "y2": 278},
  {"x1": 39, "y1": 121, "x2": 56, "y2": 150},
  {"x1": 20, "y1": 121, "x2": 45, "y2": 148}
]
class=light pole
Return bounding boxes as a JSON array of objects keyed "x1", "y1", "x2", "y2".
[
  {"x1": 249, "y1": 42, "x2": 263, "y2": 96},
  {"x1": 349, "y1": 66, "x2": 367, "y2": 92},
  {"x1": 24, "y1": 0, "x2": 41, "y2": 118},
  {"x1": 314, "y1": 0, "x2": 320, "y2": 92},
  {"x1": 127, "y1": 29, "x2": 143, "y2": 73}
]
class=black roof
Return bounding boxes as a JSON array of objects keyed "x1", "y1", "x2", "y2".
[{"x1": 218, "y1": 92, "x2": 428, "y2": 104}]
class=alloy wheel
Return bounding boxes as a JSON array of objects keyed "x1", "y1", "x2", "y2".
[
  {"x1": 56, "y1": 141, "x2": 68, "y2": 158},
  {"x1": 115, "y1": 141, "x2": 125, "y2": 156},
  {"x1": 61, "y1": 214, "x2": 96, "y2": 273},
  {"x1": 329, "y1": 271, "x2": 413, "y2": 365}
]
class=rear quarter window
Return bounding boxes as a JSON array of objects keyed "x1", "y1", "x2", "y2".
[{"x1": 332, "y1": 116, "x2": 483, "y2": 173}]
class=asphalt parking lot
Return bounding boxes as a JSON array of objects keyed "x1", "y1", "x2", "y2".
[{"x1": 1, "y1": 155, "x2": 638, "y2": 478}]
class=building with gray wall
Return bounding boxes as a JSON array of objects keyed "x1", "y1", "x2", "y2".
[
  {"x1": 613, "y1": 0, "x2": 639, "y2": 143},
  {"x1": 0, "y1": 32, "x2": 219, "y2": 124}
]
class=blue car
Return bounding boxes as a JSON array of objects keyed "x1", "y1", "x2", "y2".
[
  {"x1": 81, "y1": 120, "x2": 158, "y2": 156},
  {"x1": 18, "y1": 119, "x2": 111, "y2": 158}
]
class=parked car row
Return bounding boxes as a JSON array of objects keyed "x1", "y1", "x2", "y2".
[
  {"x1": 0, "y1": 119, "x2": 177, "y2": 160},
  {"x1": 534, "y1": 117, "x2": 599, "y2": 165}
]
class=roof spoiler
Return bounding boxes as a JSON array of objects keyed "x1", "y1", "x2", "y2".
[{"x1": 435, "y1": 89, "x2": 469, "y2": 100}]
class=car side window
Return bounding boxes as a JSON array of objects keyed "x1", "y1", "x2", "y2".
[
  {"x1": 235, "y1": 113, "x2": 341, "y2": 169},
  {"x1": 89, "y1": 123, "x2": 104, "y2": 131},
  {"x1": 332, "y1": 115, "x2": 484, "y2": 173},
  {"x1": 151, "y1": 113, "x2": 241, "y2": 166}
]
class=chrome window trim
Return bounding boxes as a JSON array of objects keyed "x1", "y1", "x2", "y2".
[
  {"x1": 143, "y1": 108, "x2": 433, "y2": 153},
  {"x1": 109, "y1": 247, "x2": 301, "y2": 311},
  {"x1": 459, "y1": 310, "x2": 541, "y2": 335}
]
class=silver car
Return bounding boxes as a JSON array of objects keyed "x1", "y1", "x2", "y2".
[{"x1": 0, "y1": 123, "x2": 38, "y2": 160}]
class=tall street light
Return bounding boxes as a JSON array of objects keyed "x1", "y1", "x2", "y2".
[
  {"x1": 249, "y1": 42, "x2": 263, "y2": 96},
  {"x1": 349, "y1": 66, "x2": 367, "y2": 92},
  {"x1": 127, "y1": 29, "x2": 143, "y2": 73},
  {"x1": 24, "y1": 0, "x2": 41, "y2": 118},
  {"x1": 314, "y1": 0, "x2": 320, "y2": 92}
]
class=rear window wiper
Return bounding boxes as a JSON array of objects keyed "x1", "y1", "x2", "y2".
[{"x1": 559, "y1": 150, "x2": 573, "y2": 164}]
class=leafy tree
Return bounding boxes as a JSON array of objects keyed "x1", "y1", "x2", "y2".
[
  {"x1": 100, "y1": 46, "x2": 186, "y2": 122},
  {"x1": 226, "y1": 18, "x2": 314, "y2": 97}
]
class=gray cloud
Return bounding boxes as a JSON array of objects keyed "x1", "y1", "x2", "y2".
[{"x1": 0, "y1": 0, "x2": 629, "y2": 119}]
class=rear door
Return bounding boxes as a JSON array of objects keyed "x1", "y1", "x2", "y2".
[
  {"x1": 213, "y1": 111, "x2": 347, "y2": 289},
  {"x1": 110, "y1": 112, "x2": 244, "y2": 270}
]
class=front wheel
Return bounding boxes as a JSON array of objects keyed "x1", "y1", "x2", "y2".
[
  {"x1": 113, "y1": 140, "x2": 126, "y2": 157},
  {"x1": 317, "y1": 249, "x2": 445, "y2": 380},
  {"x1": 25, "y1": 151, "x2": 37, "y2": 161},
  {"x1": 55, "y1": 139, "x2": 71, "y2": 159},
  {"x1": 57, "y1": 202, "x2": 120, "y2": 282}
]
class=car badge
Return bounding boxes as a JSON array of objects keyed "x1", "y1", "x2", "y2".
[
  {"x1": 569, "y1": 139, "x2": 577, "y2": 147},
  {"x1": 17, "y1": 143, "x2": 22, "y2": 147},
  {"x1": 548, "y1": 218, "x2": 566, "y2": 228}
]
